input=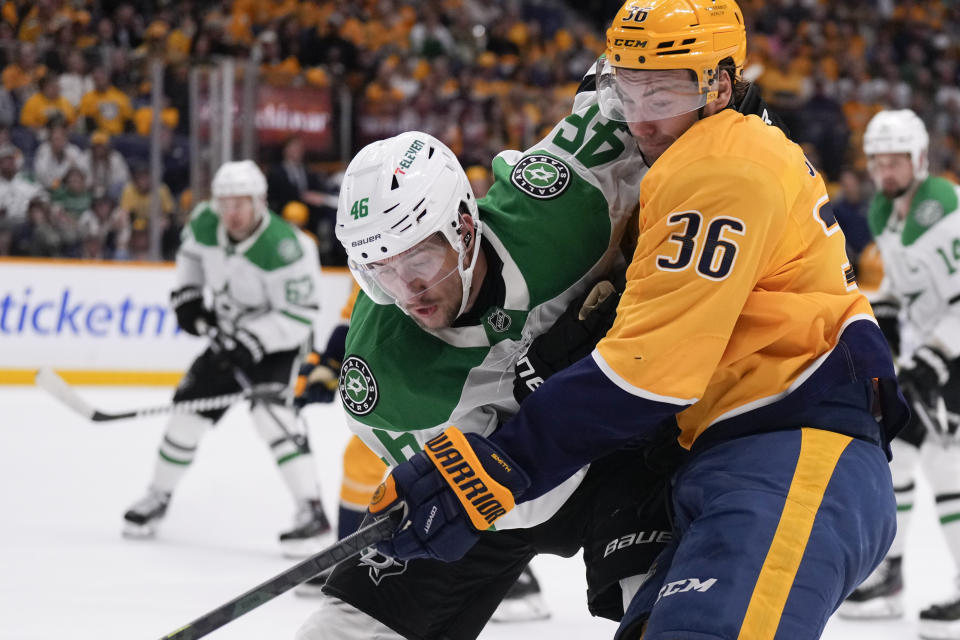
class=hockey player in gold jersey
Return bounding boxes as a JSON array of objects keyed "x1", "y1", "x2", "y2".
[{"x1": 364, "y1": 2, "x2": 910, "y2": 639}]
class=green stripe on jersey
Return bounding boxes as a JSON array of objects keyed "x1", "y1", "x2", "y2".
[
  {"x1": 188, "y1": 205, "x2": 219, "y2": 247},
  {"x1": 940, "y1": 512, "x2": 960, "y2": 525},
  {"x1": 244, "y1": 214, "x2": 304, "y2": 271},
  {"x1": 282, "y1": 310, "x2": 313, "y2": 325},
  {"x1": 159, "y1": 450, "x2": 192, "y2": 466}
]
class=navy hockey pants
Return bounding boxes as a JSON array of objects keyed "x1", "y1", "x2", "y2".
[{"x1": 617, "y1": 427, "x2": 896, "y2": 640}]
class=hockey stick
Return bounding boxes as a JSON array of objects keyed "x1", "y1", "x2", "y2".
[
  {"x1": 35, "y1": 367, "x2": 284, "y2": 423},
  {"x1": 159, "y1": 510, "x2": 402, "y2": 640},
  {"x1": 200, "y1": 322, "x2": 312, "y2": 455},
  {"x1": 911, "y1": 395, "x2": 960, "y2": 447}
]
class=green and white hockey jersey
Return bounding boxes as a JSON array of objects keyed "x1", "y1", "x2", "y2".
[
  {"x1": 339, "y1": 100, "x2": 644, "y2": 530},
  {"x1": 869, "y1": 176, "x2": 960, "y2": 360},
  {"x1": 175, "y1": 203, "x2": 321, "y2": 353}
]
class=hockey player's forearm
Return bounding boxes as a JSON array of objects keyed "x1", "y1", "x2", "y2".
[
  {"x1": 491, "y1": 353, "x2": 684, "y2": 501},
  {"x1": 174, "y1": 244, "x2": 205, "y2": 290}
]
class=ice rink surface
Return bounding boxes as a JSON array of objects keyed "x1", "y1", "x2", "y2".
[{"x1": 1, "y1": 385, "x2": 954, "y2": 639}]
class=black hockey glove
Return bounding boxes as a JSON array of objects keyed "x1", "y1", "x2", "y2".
[
  {"x1": 900, "y1": 345, "x2": 952, "y2": 397},
  {"x1": 295, "y1": 352, "x2": 342, "y2": 407},
  {"x1": 514, "y1": 278, "x2": 621, "y2": 404},
  {"x1": 171, "y1": 285, "x2": 217, "y2": 337},
  {"x1": 871, "y1": 300, "x2": 900, "y2": 357},
  {"x1": 211, "y1": 327, "x2": 265, "y2": 372}
]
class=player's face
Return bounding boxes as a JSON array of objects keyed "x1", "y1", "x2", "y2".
[
  {"x1": 622, "y1": 68, "x2": 731, "y2": 165},
  {"x1": 627, "y1": 110, "x2": 701, "y2": 165},
  {"x1": 867, "y1": 153, "x2": 915, "y2": 200},
  {"x1": 218, "y1": 196, "x2": 260, "y2": 240},
  {"x1": 369, "y1": 233, "x2": 465, "y2": 330}
]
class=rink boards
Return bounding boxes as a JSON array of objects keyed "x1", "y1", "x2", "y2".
[{"x1": 0, "y1": 258, "x2": 353, "y2": 385}]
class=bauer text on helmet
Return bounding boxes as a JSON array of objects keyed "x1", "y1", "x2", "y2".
[
  {"x1": 335, "y1": 132, "x2": 482, "y2": 322},
  {"x1": 598, "y1": 0, "x2": 746, "y2": 123}
]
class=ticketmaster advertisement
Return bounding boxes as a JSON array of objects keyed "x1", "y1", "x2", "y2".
[{"x1": 0, "y1": 259, "x2": 351, "y2": 384}]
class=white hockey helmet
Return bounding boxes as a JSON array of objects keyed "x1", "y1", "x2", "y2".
[
  {"x1": 336, "y1": 132, "x2": 480, "y2": 315},
  {"x1": 211, "y1": 159, "x2": 268, "y2": 215},
  {"x1": 863, "y1": 109, "x2": 929, "y2": 181}
]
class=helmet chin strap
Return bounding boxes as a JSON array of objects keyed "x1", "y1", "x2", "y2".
[{"x1": 456, "y1": 218, "x2": 483, "y2": 318}]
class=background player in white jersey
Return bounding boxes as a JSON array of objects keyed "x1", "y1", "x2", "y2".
[
  {"x1": 122, "y1": 160, "x2": 333, "y2": 557},
  {"x1": 295, "y1": 113, "x2": 681, "y2": 637},
  {"x1": 839, "y1": 109, "x2": 960, "y2": 638}
]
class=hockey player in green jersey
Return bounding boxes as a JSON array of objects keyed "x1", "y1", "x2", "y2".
[
  {"x1": 839, "y1": 109, "x2": 960, "y2": 638},
  {"x1": 295, "y1": 105, "x2": 678, "y2": 638},
  {"x1": 122, "y1": 160, "x2": 333, "y2": 557}
]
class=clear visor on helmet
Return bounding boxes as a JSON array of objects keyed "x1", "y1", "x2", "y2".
[
  {"x1": 350, "y1": 232, "x2": 461, "y2": 306},
  {"x1": 596, "y1": 58, "x2": 716, "y2": 123}
]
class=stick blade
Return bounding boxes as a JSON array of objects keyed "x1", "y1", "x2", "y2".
[{"x1": 35, "y1": 368, "x2": 96, "y2": 420}]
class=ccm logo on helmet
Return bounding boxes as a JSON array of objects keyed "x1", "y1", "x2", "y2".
[
  {"x1": 395, "y1": 139, "x2": 425, "y2": 175},
  {"x1": 351, "y1": 233, "x2": 382, "y2": 247},
  {"x1": 613, "y1": 38, "x2": 647, "y2": 48}
]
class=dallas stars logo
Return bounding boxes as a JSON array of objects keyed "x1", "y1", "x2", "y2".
[
  {"x1": 510, "y1": 155, "x2": 571, "y2": 200},
  {"x1": 339, "y1": 356, "x2": 379, "y2": 416}
]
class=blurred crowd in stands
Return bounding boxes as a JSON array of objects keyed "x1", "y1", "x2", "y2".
[{"x1": 0, "y1": 0, "x2": 958, "y2": 267}]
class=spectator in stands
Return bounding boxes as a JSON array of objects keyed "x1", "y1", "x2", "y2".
[
  {"x1": 133, "y1": 95, "x2": 179, "y2": 137},
  {"x1": 77, "y1": 212, "x2": 104, "y2": 259},
  {"x1": 14, "y1": 0, "x2": 59, "y2": 43},
  {"x1": 84, "y1": 194, "x2": 127, "y2": 259},
  {"x1": 124, "y1": 217, "x2": 151, "y2": 261},
  {"x1": 113, "y1": 3, "x2": 144, "y2": 50},
  {"x1": 43, "y1": 11, "x2": 81, "y2": 74},
  {"x1": 92, "y1": 17, "x2": 119, "y2": 69},
  {"x1": 2, "y1": 41, "x2": 46, "y2": 101},
  {"x1": 410, "y1": 9, "x2": 455, "y2": 59},
  {"x1": 13, "y1": 196, "x2": 62, "y2": 257},
  {"x1": 59, "y1": 50, "x2": 93, "y2": 109},
  {"x1": 258, "y1": 30, "x2": 301, "y2": 85},
  {"x1": 33, "y1": 123, "x2": 84, "y2": 190},
  {"x1": 0, "y1": 143, "x2": 42, "y2": 223},
  {"x1": 80, "y1": 66, "x2": 134, "y2": 136},
  {"x1": 133, "y1": 20, "x2": 171, "y2": 63},
  {"x1": 82, "y1": 130, "x2": 130, "y2": 200},
  {"x1": 119, "y1": 163, "x2": 174, "y2": 228},
  {"x1": 757, "y1": 48, "x2": 810, "y2": 136},
  {"x1": 0, "y1": 85, "x2": 15, "y2": 127},
  {"x1": 50, "y1": 166, "x2": 92, "y2": 220},
  {"x1": 266, "y1": 137, "x2": 329, "y2": 213},
  {"x1": 20, "y1": 74, "x2": 76, "y2": 132},
  {"x1": 302, "y1": 13, "x2": 358, "y2": 74}
]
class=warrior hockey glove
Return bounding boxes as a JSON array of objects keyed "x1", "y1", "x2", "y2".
[
  {"x1": 294, "y1": 351, "x2": 341, "y2": 407},
  {"x1": 368, "y1": 426, "x2": 530, "y2": 562},
  {"x1": 514, "y1": 279, "x2": 621, "y2": 403},
  {"x1": 171, "y1": 285, "x2": 217, "y2": 337}
]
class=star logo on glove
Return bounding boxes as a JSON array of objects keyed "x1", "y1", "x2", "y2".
[{"x1": 339, "y1": 356, "x2": 379, "y2": 416}]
